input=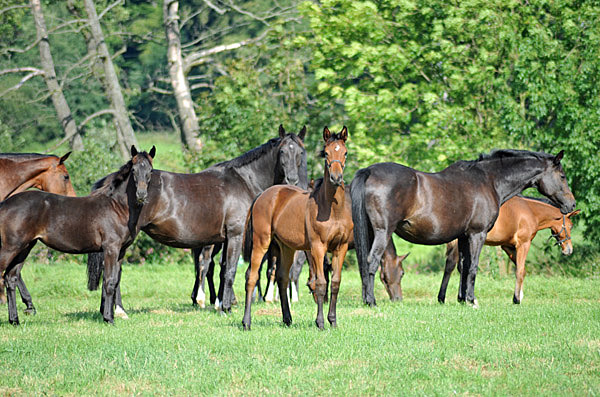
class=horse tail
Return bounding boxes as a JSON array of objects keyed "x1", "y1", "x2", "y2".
[
  {"x1": 87, "y1": 252, "x2": 104, "y2": 291},
  {"x1": 351, "y1": 168, "x2": 373, "y2": 283},
  {"x1": 242, "y1": 197, "x2": 258, "y2": 263}
]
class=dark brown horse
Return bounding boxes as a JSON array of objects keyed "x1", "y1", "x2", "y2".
[
  {"x1": 352, "y1": 150, "x2": 576, "y2": 307},
  {"x1": 0, "y1": 152, "x2": 76, "y2": 309},
  {"x1": 242, "y1": 126, "x2": 352, "y2": 330},
  {"x1": 0, "y1": 146, "x2": 154, "y2": 324},
  {"x1": 438, "y1": 195, "x2": 580, "y2": 304},
  {"x1": 87, "y1": 126, "x2": 308, "y2": 316}
]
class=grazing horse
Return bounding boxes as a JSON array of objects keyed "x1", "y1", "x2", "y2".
[
  {"x1": 87, "y1": 125, "x2": 308, "y2": 315},
  {"x1": 242, "y1": 126, "x2": 352, "y2": 330},
  {"x1": 0, "y1": 152, "x2": 77, "y2": 308},
  {"x1": 438, "y1": 195, "x2": 580, "y2": 304},
  {"x1": 352, "y1": 149, "x2": 576, "y2": 307},
  {"x1": 0, "y1": 146, "x2": 154, "y2": 324}
]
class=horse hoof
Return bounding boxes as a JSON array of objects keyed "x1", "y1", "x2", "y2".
[
  {"x1": 513, "y1": 296, "x2": 521, "y2": 305},
  {"x1": 468, "y1": 299, "x2": 479, "y2": 309},
  {"x1": 242, "y1": 322, "x2": 250, "y2": 331},
  {"x1": 24, "y1": 307, "x2": 36, "y2": 316},
  {"x1": 114, "y1": 306, "x2": 129, "y2": 320},
  {"x1": 315, "y1": 320, "x2": 324, "y2": 330},
  {"x1": 9, "y1": 319, "x2": 19, "y2": 326}
]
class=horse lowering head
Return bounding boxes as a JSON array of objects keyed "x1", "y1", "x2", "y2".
[
  {"x1": 42, "y1": 152, "x2": 77, "y2": 197},
  {"x1": 277, "y1": 124, "x2": 306, "y2": 186},
  {"x1": 380, "y1": 252, "x2": 409, "y2": 301},
  {"x1": 550, "y1": 209, "x2": 581, "y2": 255},
  {"x1": 322, "y1": 126, "x2": 348, "y2": 186},
  {"x1": 535, "y1": 150, "x2": 576, "y2": 214},
  {"x1": 130, "y1": 145, "x2": 155, "y2": 205}
]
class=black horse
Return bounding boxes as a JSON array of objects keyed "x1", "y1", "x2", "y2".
[
  {"x1": 0, "y1": 146, "x2": 155, "y2": 324},
  {"x1": 351, "y1": 149, "x2": 576, "y2": 307},
  {"x1": 87, "y1": 125, "x2": 308, "y2": 314}
]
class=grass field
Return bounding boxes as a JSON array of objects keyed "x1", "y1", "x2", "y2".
[{"x1": 0, "y1": 257, "x2": 598, "y2": 395}]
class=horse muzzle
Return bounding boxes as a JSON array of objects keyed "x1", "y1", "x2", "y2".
[
  {"x1": 285, "y1": 175, "x2": 299, "y2": 186},
  {"x1": 329, "y1": 173, "x2": 344, "y2": 186},
  {"x1": 136, "y1": 190, "x2": 148, "y2": 205}
]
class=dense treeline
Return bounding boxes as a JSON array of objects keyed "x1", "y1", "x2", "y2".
[{"x1": 0, "y1": 0, "x2": 598, "y2": 256}]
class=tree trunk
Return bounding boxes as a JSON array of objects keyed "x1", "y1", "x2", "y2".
[
  {"x1": 30, "y1": 0, "x2": 83, "y2": 151},
  {"x1": 83, "y1": 0, "x2": 137, "y2": 157},
  {"x1": 163, "y1": 0, "x2": 202, "y2": 152}
]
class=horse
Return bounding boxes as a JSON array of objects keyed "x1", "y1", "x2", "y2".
[
  {"x1": 87, "y1": 125, "x2": 308, "y2": 315},
  {"x1": 351, "y1": 149, "x2": 576, "y2": 307},
  {"x1": 242, "y1": 126, "x2": 352, "y2": 330},
  {"x1": 0, "y1": 146, "x2": 154, "y2": 324},
  {"x1": 438, "y1": 195, "x2": 580, "y2": 304},
  {"x1": 0, "y1": 151, "x2": 77, "y2": 309}
]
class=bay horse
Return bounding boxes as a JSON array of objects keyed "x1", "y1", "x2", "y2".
[
  {"x1": 0, "y1": 146, "x2": 154, "y2": 324},
  {"x1": 242, "y1": 126, "x2": 352, "y2": 330},
  {"x1": 0, "y1": 151, "x2": 76, "y2": 310},
  {"x1": 87, "y1": 125, "x2": 308, "y2": 315},
  {"x1": 351, "y1": 149, "x2": 576, "y2": 307},
  {"x1": 438, "y1": 195, "x2": 580, "y2": 304}
]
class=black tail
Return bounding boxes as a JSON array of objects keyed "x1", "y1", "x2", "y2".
[
  {"x1": 87, "y1": 252, "x2": 104, "y2": 291},
  {"x1": 242, "y1": 198, "x2": 258, "y2": 263},
  {"x1": 351, "y1": 168, "x2": 374, "y2": 287}
]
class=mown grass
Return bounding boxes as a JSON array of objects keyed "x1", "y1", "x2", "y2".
[{"x1": 0, "y1": 258, "x2": 598, "y2": 396}]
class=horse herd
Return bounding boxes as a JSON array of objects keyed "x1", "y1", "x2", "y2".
[{"x1": 0, "y1": 126, "x2": 578, "y2": 329}]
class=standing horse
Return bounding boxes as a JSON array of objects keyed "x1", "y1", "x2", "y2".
[
  {"x1": 0, "y1": 152, "x2": 77, "y2": 309},
  {"x1": 352, "y1": 149, "x2": 576, "y2": 307},
  {"x1": 0, "y1": 146, "x2": 154, "y2": 324},
  {"x1": 242, "y1": 126, "x2": 352, "y2": 330},
  {"x1": 438, "y1": 195, "x2": 580, "y2": 304},
  {"x1": 87, "y1": 125, "x2": 308, "y2": 315}
]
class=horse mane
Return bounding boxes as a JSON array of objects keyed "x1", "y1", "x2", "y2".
[
  {"x1": 0, "y1": 153, "x2": 56, "y2": 161},
  {"x1": 518, "y1": 194, "x2": 558, "y2": 208},
  {"x1": 215, "y1": 134, "x2": 304, "y2": 169},
  {"x1": 477, "y1": 149, "x2": 552, "y2": 162},
  {"x1": 91, "y1": 161, "x2": 133, "y2": 196}
]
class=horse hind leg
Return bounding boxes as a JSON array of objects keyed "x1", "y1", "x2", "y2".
[
  {"x1": 512, "y1": 243, "x2": 530, "y2": 304},
  {"x1": 364, "y1": 228, "x2": 392, "y2": 306},
  {"x1": 276, "y1": 245, "x2": 296, "y2": 327},
  {"x1": 242, "y1": 226, "x2": 272, "y2": 330},
  {"x1": 2, "y1": 243, "x2": 36, "y2": 325},
  {"x1": 327, "y1": 244, "x2": 349, "y2": 328}
]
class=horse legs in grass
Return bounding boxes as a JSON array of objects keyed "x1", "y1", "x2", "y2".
[
  {"x1": 438, "y1": 241, "x2": 459, "y2": 304},
  {"x1": 364, "y1": 228, "x2": 392, "y2": 307},
  {"x1": 242, "y1": 238, "x2": 270, "y2": 331},
  {"x1": 327, "y1": 245, "x2": 348, "y2": 328},
  {"x1": 101, "y1": 249, "x2": 121, "y2": 324},
  {"x1": 502, "y1": 244, "x2": 529, "y2": 304},
  {"x1": 308, "y1": 244, "x2": 328, "y2": 329},
  {"x1": 458, "y1": 232, "x2": 486, "y2": 306},
  {"x1": 276, "y1": 245, "x2": 296, "y2": 327},
  {"x1": 2, "y1": 242, "x2": 36, "y2": 325}
]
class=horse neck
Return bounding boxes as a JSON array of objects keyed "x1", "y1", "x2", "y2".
[
  {"x1": 233, "y1": 149, "x2": 279, "y2": 196},
  {"x1": 483, "y1": 157, "x2": 546, "y2": 205},
  {"x1": 524, "y1": 198, "x2": 562, "y2": 230},
  {"x1": 0, "y1": 157, "x2": 53, "y2": 199}
]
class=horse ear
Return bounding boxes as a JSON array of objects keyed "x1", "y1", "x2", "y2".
[
  {"x1": 298, "y1": 125, "x2": 307, "y2": 141},
  {"x1": 340, "y1": 126, "x2": 348, "y2": 141},
  {"x1": 323, "y1": 126, "x2": 331, "y2": 141},
  {"x1": 131, "y1": 145, "x2": 138, "y2": 157},
  {"x1": 399, "y1": 252, "x2": 410, "y2": 262},
  {"x1": 553, "y1": 150, "x2": 564, "y2": 165},
  {"x1": 568, "y1": 209, "x2": 581, "y2": 218},
  {"x1": 279, "y1": 124, "x2": 286, "y2": 138},
  {"x1": 59, "y1": 151, "x2": 72, "y2": 164},
  {"x1": 149, "y1": 145, "x2": 156, "y2": 159}
]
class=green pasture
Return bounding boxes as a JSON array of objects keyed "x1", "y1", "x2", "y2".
[{"x1": 0, "y1": 257, "x2": 598, "y2": 395}]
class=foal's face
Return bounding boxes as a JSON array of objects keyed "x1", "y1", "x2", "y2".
[
  {"x1": 380, "y1": 253, "x2": 408, "y2": 301},
  {"x1": 550, "y1": 209, "x2": 580, "y2": 255},
  {"x1": 322, "y1": 126, "x2": 348, "y2": 186},
  {"x1": 131, "y1": 146, "x2": 155, "y2": 205},
  {"x1": 42, "y1": 152, "x2": 77, "y2": 197},
  {"x1": 537, "y1": 151, "x2": 576, "y2": 214},
  {"x1": 277, "y1": 127, "x2": 306, "y2": 186}
]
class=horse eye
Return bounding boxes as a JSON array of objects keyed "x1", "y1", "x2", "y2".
[{"x1": 64, "y1": 175, "x2": 69, "y2": 180}]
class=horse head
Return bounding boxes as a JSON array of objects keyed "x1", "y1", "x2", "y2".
[
  {"x1": 322, "y1": 126, "x2": 348, "y2": 186},
  {"x1": 550, "y1": 209, "x2": 581, "y2": 255},
  {"x1": 130, "y1": 145, "x2": 155, "y2": 205},
  {"x1": 380, "y1": 252, "x2": 408, "y2": 301},
  {"x1": 535, "y1": 150, "x2": 576, "y2": 214},
  {"x1": 41, "y1": 152, "x2": 77, "y2": 197},
  {"x1": 276, "y1": 125, "x2": 306, "y2": 187}
]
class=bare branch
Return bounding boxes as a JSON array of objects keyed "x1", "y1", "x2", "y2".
[
  {"x1": 0, "y1": 67, "x2": 45, "y2": 97},
  {"x1": 0, "y1": 66, "x2": 44, "y2": 77},
  {"x1": 224, "y1": 0, "x2": 269, "y2": 26},
  {"x1": 0, "y1": 4, "x2": 28, "y2": 16},
  {"x1": 98, "y1": 0, "x2": 123, "y2": 21},
  {"x1": 203, "y1": 0, "x2": 226, "y2": 15}
]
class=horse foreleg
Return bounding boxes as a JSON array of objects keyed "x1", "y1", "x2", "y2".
[
  {"x1": 221, "y1": 234, "x2": 243, "y2": 312},
  {"x1": 459, "y1": 232, "x2": 486, "y2": 307},
  {"x1": 277, "y1": 245, "x2": 295, "y2": 327},
  {"x1": 364, "y1": 228, "x2": 391, "y2": 306},
  {"x1": 289, "y1": 251, "x2": 304, "y2": 303},
  {"x1": 15, "y1": 267, "x2": 36, "y2": 315},
  {"x1": 327, "y1": 244, "x2": 348, "y2": 328},
  {"x1": 191, "y1": 246, "x2": 203, "y2": 307},
  {"x1": 513, "y1": 242, "x2": 530, "y2": 304},
  {"x1": 438, "y1": 241, "x2": 459, "y2": 304},
  {"x1": 309, "y1": 244, "x2": 327, "y2": 329},
  {"x1": 101, "y1": 249, "x2": 120, "y2": 324},
  {"x1": 113, "y1": 262, "x2": 128, "y2": 319}
]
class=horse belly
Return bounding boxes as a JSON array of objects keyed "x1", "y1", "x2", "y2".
[
  {"x1": 271, "y1": 193, "x2": 309, "y2": 251},
  {"x1": 396, "y1": 216, "x2": 460, "y2": 245}
]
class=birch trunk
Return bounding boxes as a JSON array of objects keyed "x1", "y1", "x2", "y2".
[
  {"x1": 83, "y1": 0, "x2": 137, "y2": 157},
  {"x1": 30, "y1": 0, "x2": 83, "y2": 151},
  {"x1": 163, "y1": 0, "x2": 202, "y2": 152}
]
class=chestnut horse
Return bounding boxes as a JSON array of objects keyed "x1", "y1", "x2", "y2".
[
  {"x1": 438, "y1": 195, "x2": 580, "y2": 304},
  {"x1": 352, "y1": 150, "x2": 576, "y2": 307},
  {"x1": 0, "y1": 146, "x2": 154, "y2": 324},
  {"x1": 242, "y1": 126, "x2": 352, "y2": 330},
  {"x1": 0, "y1": 152, "x2": 76, "y2": 310}
]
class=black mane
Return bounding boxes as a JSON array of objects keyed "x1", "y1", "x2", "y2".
[
  {"x1": 215, "y1": 134, "x2": 304, "y2": 169},
  {"x1": 91, "y1": 161, "x2": 133, "y2": 195},
  {"x1": 478, "y1": 149, "x2": 552, "y2": 162},
  {"x1": 518, "y1": 194, "x2": 558, "y2": 208},
  {"x1": 0, "y1": 153, "x2": 55, "y2": 161}
]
